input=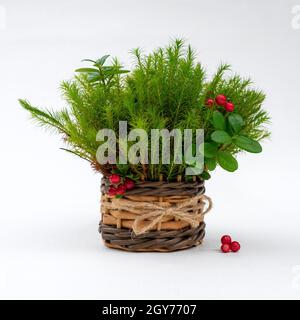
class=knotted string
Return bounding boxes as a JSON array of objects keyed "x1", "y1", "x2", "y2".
[{"x1": 102, "y1": 194, "x2": 212, "y2": 236}]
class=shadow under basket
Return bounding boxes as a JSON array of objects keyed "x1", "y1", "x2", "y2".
[{"x1": 99, "y1": 178, "x2": 212, "y2": 252}]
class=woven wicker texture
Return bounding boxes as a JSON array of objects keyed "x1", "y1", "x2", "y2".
[
  {"x1": 99, "y1": 178, "x2": 212, "y2": 252},
  {"x1": 99, "y1": 223, "x2": 206, "y2": 252}
]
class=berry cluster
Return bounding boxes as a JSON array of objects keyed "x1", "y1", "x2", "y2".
[
  {"x1": 108, "y1": 174, "x2": 135, "y2": 197},
  {"x1": 220, "y1": 235, "x2": 240, "y2": 253},
  {"x1": 206, "y1": 94, "x2": 234, "y2": 112}
]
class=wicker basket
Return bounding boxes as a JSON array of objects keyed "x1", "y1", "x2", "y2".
[{"x1": 99, "y1": 178, "x2": 212, "y2": 252}]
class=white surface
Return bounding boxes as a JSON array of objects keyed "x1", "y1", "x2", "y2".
[{"x1": 1, "y1": 0, "x2": 300, "y2": 299}]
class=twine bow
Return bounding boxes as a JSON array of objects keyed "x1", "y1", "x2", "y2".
[{"x1": 102, "y1": 194, "x2": 212, "y2": 236}]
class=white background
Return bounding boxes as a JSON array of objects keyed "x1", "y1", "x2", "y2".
[{"x1": 0, "y1": 0, "x2": 300, "y2": 299}]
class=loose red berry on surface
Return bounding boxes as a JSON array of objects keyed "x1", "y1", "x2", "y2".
[
  {"x1": 221, "y1": 243, "x2": 231, "y2": 253},
  {"x1": 109, "y1": 174, "x2": 121, "y2": 184},
  {"x1": 108, "y1": 187, "x2": 117, "y2": 196},
  {"x1": 215, "y1": 94, "x2": 227, "y2": 106},
  {"x1": 206, "y1": 98, "x2": 214, "y2": 107},
  {"x1": 221, "y1": 235, "x2": 232, "y2": 245},
  {"x1": 116, "y1": 184, "x2": 126, "y2": 195},
  {"x1": 225, "y1": 102, "x2": 235, "y2": 112},
  {"x1": 230, "y1": 241, "x2": 241, "y2": 252},
  {"x1": 124, "y1": 178, "x2": 135, "y2": 190}
]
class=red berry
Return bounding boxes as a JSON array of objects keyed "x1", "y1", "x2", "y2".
[
  {"x1": 221, "y1": 244, "x2": 231, "y2": 253},
  {"x1": 225, "y1": 102, "x2": 235, "y2": 112},
  {"x1": 221, "y1": 235, "x2": 232, "y2": 245},
  {"x1": 116, "y1": 184, "x2": 126, "y2": 195},
  {"x1": 108, "y1": 187, "x2": 117, "y2": 196},
  {"x1": 124, "y1": 178, "x2": 135, "y2": 190},
  {"x1": 109, "y1": 174, "x2": 121, "y2": 185},
  {"x1": 230, "y1": 241, "x2": 240, "y2": 252},
  {"x1": 206, "y1": 98, "x2": 214, "y2": 107},
  {"x1": 215, "y1": 94, "x2": 227, "y2": 106}
]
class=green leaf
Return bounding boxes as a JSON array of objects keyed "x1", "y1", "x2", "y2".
[
  {"x1": 96, "y1": 55, "x2": 110, "y2": 66},
  {"x1": 233, "y1": 136, "x2": 262, "y2": 153},
  {"x1": 116, "y1": 164, "x2": 129, "y2": 174},
  {"x1": 204, "y1": 142, "x2": 218, "y2": 158},
  {"x1": 217, "y1": 151, "x2": 238, "y2": 172},
  {"x1": 87, "y1": 73, "x2": 101, "y2": 82},
  {"x1": 184, "y1": 143, "x2": 197, "y2": 165},
  {"x1": 206, "y1": 157, "x2": 217, "y2": 171},
  {"x1": 75, "y1": 68, "x2": 99, "y2": 73},
  {"x1": 228, "y1": 113, "x2": 244, "y2": 133},
  {"x1": 200, "y1": 171, "x2": 211, "y2": 180},
  {"x1": 190, "y1": 162, "x2": 204, "y2": 176},
  {"x1": 211, "y1": 130, "x2": 232, "y2": 144},
  {"x1": 102, "y1": 66, "x2": 114, "y2": 71},
  {"x1": 115, "y1": 69, "x2": 130, "y2": 74},
  {"x1": 212, "y1": 111, "x2": 226, "y2": 130},
  {"x1": 81, "y1": 59, "x2": 96, "y2": 64},
  {"x1": 104, "y1": 68, "x2": 130, "y2": 75}
]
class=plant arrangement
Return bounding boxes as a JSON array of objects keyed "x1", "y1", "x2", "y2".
[{"x1": 20, "y1": 39, "x2": 270, "y2": 252}]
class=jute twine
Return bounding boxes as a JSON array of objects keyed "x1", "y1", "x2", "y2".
[{"x1": 102, "y1": 194, "x2": 212, "y2": 236}]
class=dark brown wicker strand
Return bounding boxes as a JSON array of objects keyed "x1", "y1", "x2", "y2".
[
  {"x1": 99, "y1": 222, "x2": 206, "y2": 252},
  {"x1": 101, "y1": 178, "x2": 205, "y2": 196}
]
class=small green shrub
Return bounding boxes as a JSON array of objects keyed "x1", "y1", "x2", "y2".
[{"x1": 20, "y1": 39, "x2": 270, "y2": 181}]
